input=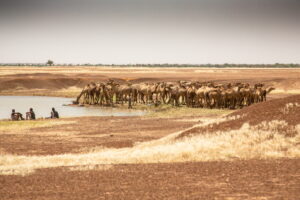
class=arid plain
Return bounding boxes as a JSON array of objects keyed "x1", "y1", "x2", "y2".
[{"x1": 0, "y1": 66, "x2": 300, "y2": 199}]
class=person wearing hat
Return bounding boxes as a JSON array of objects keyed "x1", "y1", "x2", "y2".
[
  {"x1": 51, "y1": 108, "x2": 59, "y2": 119},
  {"x1": 26, "y1": 108, "x2": 36, "y2": 120}
]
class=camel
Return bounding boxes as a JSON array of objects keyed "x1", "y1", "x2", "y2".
[
  {"x1": 117, "y1": 83, "x2": 133, "y2": 104},
  {"x1": 207, "y1": 88, "x2": 222, "y2": 108},
  {"x1": 222, "y1": 84, "x2": 243, "y2": 109},
  {"x1": 147, "y1": 82, "x2": 159, "y2": 103},
  {"x1": 186, "y1": 83, "x2": 199, "y2": 107},
  {"x1": 239, "y1": 83, "x2": 253, "y2": 107},
  {"x1": 177, "y1": 84, "x2": 188, "y2": 105},
  {"x1": 168, "y1": 85, "x2": 180, "y2": 106},
  {"x1": 136, "y1": 83, "x2": 149, "y2": 104},
  {"x1": 85, "y1": 82, "x2": 96, "y2": 104},
  {"x1": 95, "y1": 83, "x2": 110, "y2": 106},
  {"x1": 130, "y1": 84, "x2": 140, "y2": 104},
  {"x1": 94, "y1": 82, "x2": 102, "y2": 104},
  {"x1": 156, "y1": 82, "x2": 169, "y2": 103},
  {"x1": 105, "y1": 80, "x2": 119, "y2": 106},
  {"x1": 74, "y1": 84, "x2": 90, "y2": 104},
  {"x1": 73, "y1": 80, "x2": 275, "y2": 110},
  {"x1": 261, "y1": 87, "x2": 275, "y2": 101},
  {"x1": 195, "y1": 86, "x2": 208, "y2": 107},
  {"x1": 253, "y1": 84, "x2": 265, "y2": 103}
]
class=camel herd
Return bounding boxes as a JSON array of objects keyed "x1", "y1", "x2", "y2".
[{"x1": 74, "y1": 79, "x2": 275, "y2": 109}]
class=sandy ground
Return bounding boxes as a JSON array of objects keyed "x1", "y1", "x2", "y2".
[
  {"x1": 1, "y1": 159, "x2": 299, "y2": 200},
  {"x1": 1, "y1": 114, "x2": 299, "y2": 199},
  {"x1": 0, "y1": 116, "x2": 198, "y2": 156},
  {"x1": 1, "y1": 66, "x2": 300, "y2": 199},
  {"x1": 0, "y1": 66, "x2": 300, "y2": 97}
]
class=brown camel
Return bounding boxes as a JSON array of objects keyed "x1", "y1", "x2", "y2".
[
  {"x1": 74, "y1": 84, "x2": 90, "y2": 104},
  {"x1": 262, "y1": 87, "x2": 275, "y2": 101}
]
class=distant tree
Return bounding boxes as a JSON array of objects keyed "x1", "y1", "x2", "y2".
[{"x1": 46, "y1": 60, "x2": 54, "y2": 66}]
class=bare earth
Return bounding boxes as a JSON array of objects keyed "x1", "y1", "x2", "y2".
[
  {"x1": 1, "y1": 159, "x2": 299, "y2": 200},
  {"x1": 0, "y1": 66, "x2": 300, "y2": 199},
  {"x1": 0, "y1": 116, "x2": 197, "y2": 156},
  {"x1": 0, "y1": 66, "x2": 300, "y2": 97}
]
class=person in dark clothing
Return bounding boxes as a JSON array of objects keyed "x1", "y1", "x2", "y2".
[
  {"x1": 11, "y1": 109, "x2": 24, "y2": 121},
  {"x1": 51, "y1": 108, "x2": 59, "y2": 119},
  {"x1": 26, "y1": 108, "x2": 36, "y2": 120}
]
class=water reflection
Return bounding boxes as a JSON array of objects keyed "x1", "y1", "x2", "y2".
[{"x1": 0, "y1": 96, "x2": 145, "y2": 120}]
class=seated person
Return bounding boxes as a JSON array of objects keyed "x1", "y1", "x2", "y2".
[
  {"x1": 51, "y1": 108, "x2": 59, "y2": 119},
  {"x1": 26, "y1": 108, "x2": 36, "y2": 120},
  {"x1": 11, "y1": 109, "x2": 24, "y2": 121}
]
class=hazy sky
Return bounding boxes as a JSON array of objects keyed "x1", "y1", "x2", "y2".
[{"x1": 0, "y1": 0, "x2": 299, "y2": 64}]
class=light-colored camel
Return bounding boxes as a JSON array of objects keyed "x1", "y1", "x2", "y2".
[
  {"x1": 105, "y1": 80, "x2": 119, "y2": 106},
  {"x1": 147, "y1": 82, "x2": 159, "y2": 103},
  {"x1": 136, "y1": 83, "x2": 149, "y2": 104},
  {"x1": 117, "y1": 83, "x2": 133, "y2": 104}
]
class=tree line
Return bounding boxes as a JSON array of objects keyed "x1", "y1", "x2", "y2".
[{"x1": 0, "y1": 63, "x2": 299, "y2": 68}]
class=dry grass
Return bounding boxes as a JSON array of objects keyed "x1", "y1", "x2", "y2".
[
  {"x1": 280, "y1": 102, "x2": 300, "y2": 114},
  {"x1": 1, "y1": 118, "x2": 298, "y2": 176},
  {"x1": 272, "y1": 89, "x2": 300, "y2": 94},
  {"x1": 68, "y1": 164, "x2": 113, "y2": 172},
  {"x1": 141, "y1": 104, "x2": 233, "y2": 118},
  {"x1": 0, "y1": 120, "x2": 74, "y2": 132},
  {"x1": 99, "y1": 103, "x2": 232, "y2": 118}
]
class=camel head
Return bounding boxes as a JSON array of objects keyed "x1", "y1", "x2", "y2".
[{"x1": 267, "y1": 87, "x2": 276, "y2": 93}]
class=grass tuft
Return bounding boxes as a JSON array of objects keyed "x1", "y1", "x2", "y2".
[
  {"x1": 143, "y1": 104, "x2": 233, "y2": 118},
  {"x1": 1, "y1": 119, "x2": 298, "y2": 176},
  {"x1": 0, "y1": 120, "x2": 74, "y2": 132}
]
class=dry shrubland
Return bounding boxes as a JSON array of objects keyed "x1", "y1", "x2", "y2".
[
  {"x1": 1, "y1": 117, "x2": 299, "y2": 176},
  {"x1": 1, "y1": 94, "x2": 299, "y2": 176}
]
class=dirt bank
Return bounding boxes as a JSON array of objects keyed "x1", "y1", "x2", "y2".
[
  {"x1": 0, "y1": 116, "x2": 198, "y2": 156},
  {"x1": 179, "y1": 94, "x2": 300, "y2": 138},
  {"x1": 1, "y1": 67, "x2": 300, "y2": 97}
]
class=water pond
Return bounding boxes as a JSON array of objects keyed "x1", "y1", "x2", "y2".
[{"x1": 0, "y1": 96, "x2": 145, "y2": 120}]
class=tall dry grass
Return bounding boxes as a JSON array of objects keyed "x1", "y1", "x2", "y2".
[{"x1": 0, "y1": 118, "x2": 299, "y2": 176}]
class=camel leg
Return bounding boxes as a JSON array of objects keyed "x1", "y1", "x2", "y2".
[{"x1": 141, "y1": 94, "x2": 145, "y2": 104}]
